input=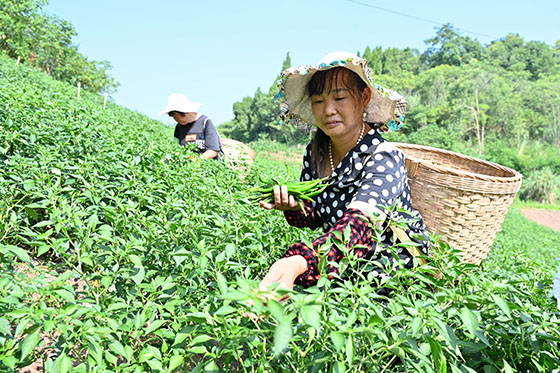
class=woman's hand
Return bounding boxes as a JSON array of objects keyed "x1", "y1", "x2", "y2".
[
  {"x1": 201, "y1": 149, "x2": 219, "y2": 159},
  {"x1": 260, "y1": 255, "x2": 308, "y2": 294},
  {"x1": 260, "y1": 184, "x2": 301, "y2": 211},
  {"x1": 243, "y1": 255, "x2": 307, "y2": 320}
]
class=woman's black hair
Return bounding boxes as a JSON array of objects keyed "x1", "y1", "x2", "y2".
[{"x1": 308, "y1": 67, "x2": 369, "y2": 177}]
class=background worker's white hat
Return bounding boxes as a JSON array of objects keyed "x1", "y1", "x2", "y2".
[{"x1": 158, "y1": 93, "x2": 203, "y2": 116}]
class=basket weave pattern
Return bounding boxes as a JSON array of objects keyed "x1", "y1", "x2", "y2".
[{"x1": 394, "y1": 143, "x2": 523, "y2": 265}]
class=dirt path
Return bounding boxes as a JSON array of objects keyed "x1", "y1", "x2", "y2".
[{"x1": 520, "y1": 208, "x2": 560, "y2": 231}]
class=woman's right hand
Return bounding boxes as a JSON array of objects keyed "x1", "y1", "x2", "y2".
[{"x1": 260, "y1": 184, "x2": 300, "y2": 211}]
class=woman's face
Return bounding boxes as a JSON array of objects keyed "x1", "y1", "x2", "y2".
[
  {"x1": 171, "y1": 111, "x2": 197, "y2": 125},
  {"x1": 310, "y1": 69, "x2": 370, "y2": 141}
]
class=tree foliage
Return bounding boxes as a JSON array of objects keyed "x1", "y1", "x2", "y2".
[
  {"x1": 421, "y1": 24, "x2": 485, "y2": 67},
  {"x1": 0, "y1": 0, "x2": 119, "y2": 94},
  {"x1": 223, "y1": 24, "x2": 559, "y2": 162},
  {"x1": 354, "y1": 26, "x2": 560, "y2": 158},
  {"x1": 220, "y1": 52, "x2": 311, "y2": 144}
]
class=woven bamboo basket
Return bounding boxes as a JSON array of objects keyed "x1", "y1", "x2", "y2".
[
  {"x1": 393, "y1": 143, "x2": 523, "y2": 265},
  {"x1": 221, "y1": 138, "x2": 255, "y2": 176}
]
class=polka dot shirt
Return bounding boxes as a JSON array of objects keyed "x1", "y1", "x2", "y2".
[{"x1": 284, "y1": 128, "x2": 429, "y2": 287}]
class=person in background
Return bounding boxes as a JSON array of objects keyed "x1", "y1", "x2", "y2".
[
  {"x1": 257, "y1": 51, "x2": 429, "y2": 294},
  {"x1": 158, "y1": 93, "x2": 223, "y2": 160}
]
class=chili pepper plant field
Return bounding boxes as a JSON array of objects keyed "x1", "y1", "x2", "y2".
[{"x1": 1, "y1": 55, "x2": 559, "y2": 372}]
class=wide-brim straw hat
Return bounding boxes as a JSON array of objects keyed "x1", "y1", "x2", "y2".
[
  {"x1": 275, "y1": 51, "x2": 407, "y2": 132},
  {"x1": 158, "y1": 93, "x2": 203, "y2": 116}
]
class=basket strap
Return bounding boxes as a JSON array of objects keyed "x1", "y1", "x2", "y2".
[
  {"x1": 389, "y1": 225, "x2": 427, "y2": 266},
  {"x1": 405, "y1": 158, "x2": 421, "y2": 178}
]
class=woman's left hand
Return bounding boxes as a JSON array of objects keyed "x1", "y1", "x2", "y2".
[
  {"x1": 260, "y1": 255, "x2": 308, "y2": 294},
  {"x1": 259, "y1": 184, "x2": 300, "y2": 211},
  {"x1": 243, "y1": 255, "x2": 307, "y2": 320}
]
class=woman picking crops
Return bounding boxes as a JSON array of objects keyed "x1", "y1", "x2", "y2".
[
  {"x1": 258, "y1": 52, "x2": 429, "y2": 293},
  {"x1": 158, "y1": 93, "x2": 223, "y2": 160}
]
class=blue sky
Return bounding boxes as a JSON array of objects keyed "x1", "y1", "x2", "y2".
[{"x1": 45, "y1": 0, "x2": 559, "y2": 128}]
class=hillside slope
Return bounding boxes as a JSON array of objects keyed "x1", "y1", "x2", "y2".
[{"x1": 0, "y1": 55, "x2": 559, "y2": 372}]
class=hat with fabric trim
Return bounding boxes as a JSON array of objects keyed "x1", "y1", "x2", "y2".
[
  {"x1": 275, "y1": 51, "x2": 407, "y2": 132},
  {"x1": 158, "y1": 93, "x2": 203, "y2": 116}
]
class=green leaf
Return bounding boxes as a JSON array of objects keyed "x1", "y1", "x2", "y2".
[
  {"x1": 345, "y1": 310, "x2": 357, "y2": 327},
  {"x1": 22, "y1": 180, "x2": 34, "y2": 191},
  {"x1": 129, "y1": 254, "x2": 143, "y2": 267},
  {"x1": 190, "y1": 335, "x2": 213, "y2": 346},
  {"x1": 98, "y1": 224, "x2": 113, "y2": 239},
  {"x1": 33, "y1": 220, "x2": 55, "y2": 228},
  {"x1": 188, "y1": 346, "x2": 208, "y2": 354},
  {"x1": 219, "y1": 290, "x2": 247, "y2": 301},
  {"x1": 331, "y1": 332, "x2": 345, "y2": 353},
  {"x1": 301, "y1": 305, "x2": 321, "y2": 330},
  {"x1": 130, "y1": 265, "x2": 145, "y2": 285},
  {"x1": 147, "y1": 358, "x2": 163, "y2": 371},
  {"x1": 101, "y1": 276, "x2": 113, "y2": 289},
  {"x1": 56, "y1": 352, "x2": 73, "y2": 373},
  {"x1": 0, "y1": 318, "x2": 11, "y2": 335},
  {"x1": 334, "y1": 361, "x2": 347, "y2": 373},
  {"x1": 345, "y1": 335, "x2": 354, "y2": 366},
  {"x1": 168, "y1": 355, "x2": 185, "y2": 371},
  {"x1": 1, "y1": 245, "x2": 30, "y2": 262},
  {"x1": 491, "y1": 294, "x2": 512, "y2": 318},
  {"x1": 411, "y1": 317, "x2": 423, "y2": 335},
  {"x1": 434, "y1": 318, "x2": 458, "y2": 352},
  {"x1": 109, "y1": 341, "x2": 127, "y2": 359},
  {"x1": 267, "y1": 299, "x2": 286, "y2": 324},
  {"x1": 138, "y1": 345, "x2": 161, "y2": 362},
  {"x1": 503, "y1": 360, "x2": 514, "y2": 373},
  {"x1": 172, "y1": 249, "x2": 189, "y2": 266},
  {"x1": 475, "y1": 330, "x2": 491, "y2": 347},
  {"x1": 86, "y1": 342, "x2": 103, "y2": 364},
  {"x1": 216, "y1": 272, "x2": 228, "y2": 294},
  {"x1": 20, "y1": 327, "x2": 41, "y2": 361},
  {"x1": 428, "y1": 336, "x2": 447, "y2": 372},
  {"x1": 273, "y1": 321, "x2": 292, "y2": 356},
  {"x1": 54, "y1": 289, "x2": 75, "y2": 303},
  {"x1": 144, "y1": 319, "x2": 166, "y2": 335},
  {"x1": 225, "y1": 243, "x2": 236, "y2": 259},
  {"x1": 214, "y1": 305, "x2": 236, "y2": 316},
  {"x1": 459, "y1": 307, "x2": 478, "y2": 336}
]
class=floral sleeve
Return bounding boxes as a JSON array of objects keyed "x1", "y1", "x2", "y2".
[
  {"x1": 284, "y1": 200, "x2": 321, "y2": 229},
  {"x1": 282, "y1": 208, "x2": 379, "y2": 287}
]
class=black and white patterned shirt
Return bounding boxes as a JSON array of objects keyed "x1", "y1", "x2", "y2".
[{"x1": 283, "y1": 127, "x2": 429, "y2": 287}]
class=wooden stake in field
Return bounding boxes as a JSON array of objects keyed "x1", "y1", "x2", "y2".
[
  {"x1": 77, "y1": 81, "x2": 81, "y2": 98},
  {"x1": 16, "y1": 56, "x2": 20, "y2": 66},
  {"x1": 103, "y1": 92, "x2": 108, "y2": 110}
]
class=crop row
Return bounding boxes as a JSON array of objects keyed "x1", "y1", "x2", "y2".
[{"x1": 0, "y1": 55, "x2": 559, "y2": 372}]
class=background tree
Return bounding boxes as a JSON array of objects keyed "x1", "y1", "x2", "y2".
[
  {"x1": 421, "y1": 23, "x2": 485, "y2": 68},
  {"x1": 485, "y1": 34, "x2": 559, "y2": 79},
  {"x1": 0, "y1": 0, "x2": 46, "y2": 62},
  {"x1": 0, "y1": 0, "x2": 119, "y2": 94},
  {"x1": 220, "y1": 52, "x2": 310, "y2": 144}
]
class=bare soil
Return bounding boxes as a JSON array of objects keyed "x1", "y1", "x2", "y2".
[{"x1": 519, "y1": 208, "x2": 560, "y2": 231}]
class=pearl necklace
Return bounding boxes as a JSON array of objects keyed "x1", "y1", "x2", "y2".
[{"x1": 329, "y1": 122, "x2": 365, "y2": 173}]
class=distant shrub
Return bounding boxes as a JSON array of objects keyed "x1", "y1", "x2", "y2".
[
  {"x1": 404, "y1": 123, "x2": 459, "y2": 149},
  {"x1": 484, "y1": 141, "x2": 527, "y2": 174},
  {"x1": 519, "y1": 167, "x2": 560, "y2": 204}
]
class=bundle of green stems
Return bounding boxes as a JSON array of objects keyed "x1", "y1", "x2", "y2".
[{"x1": 248, "y1": 177, "x2": 329, "y2": 213}]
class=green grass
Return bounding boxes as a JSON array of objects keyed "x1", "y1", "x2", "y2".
[
  {"x1": 487, "y1": 207, "x2": 560, "y2": 278},
  {"x1": 512, "y1": 198, "x2": 560, "y2": 211}
]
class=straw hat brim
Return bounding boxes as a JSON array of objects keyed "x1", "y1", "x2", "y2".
[{"x1": 276, "y1": 53, "x2": 407, "y2": 132}]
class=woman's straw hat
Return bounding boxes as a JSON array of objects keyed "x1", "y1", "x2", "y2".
[{"x1": 275, "y1": 51, "x2": 407, "y2": 132}]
